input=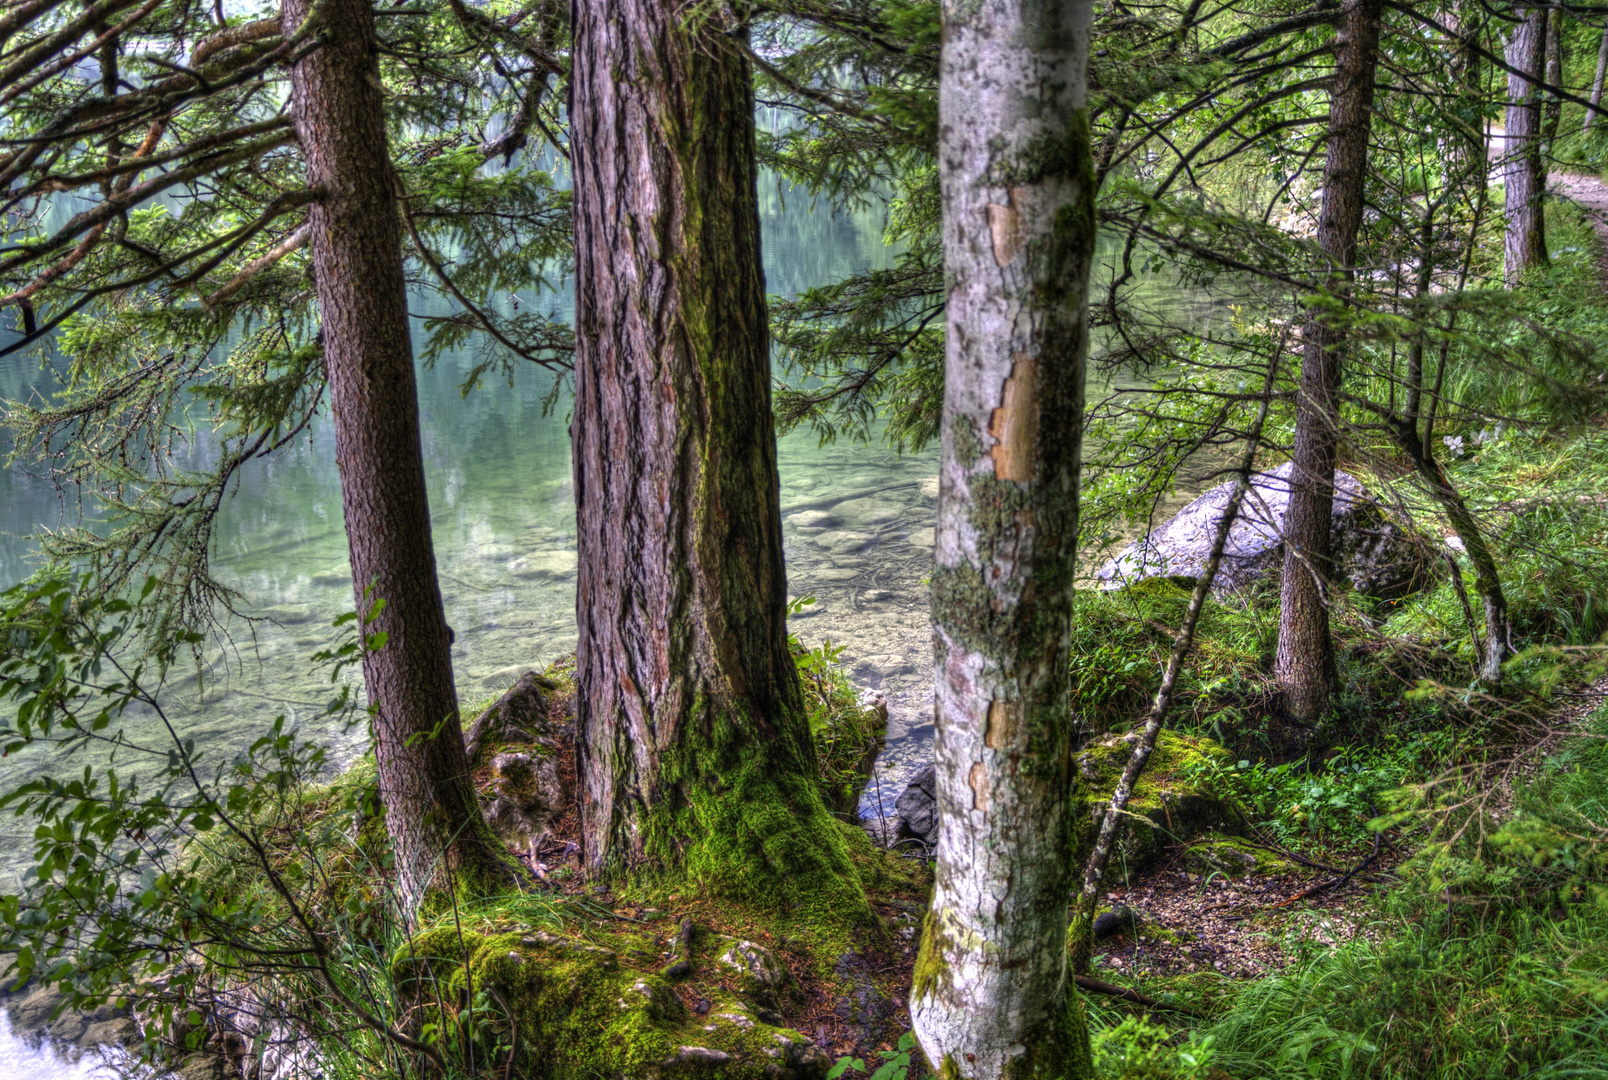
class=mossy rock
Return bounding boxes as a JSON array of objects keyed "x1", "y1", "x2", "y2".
[
  {"x1": 1182, "y1": 833, "x2": 1298, "y2": 878},
  {"x1": 1076, "y1": 730, "x2": 1234, "y2": 878},
  {"x1": 393, "y1": 925, "x2": 832, "y2": 1079}
]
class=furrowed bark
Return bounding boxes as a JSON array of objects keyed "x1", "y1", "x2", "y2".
[
  {"x1": 569, "y1": 0, "x2": 864, "y2": 910},
  {"x1": 1504, "y1": 4, "x2": 1549, "y2": 287},
  {"x1": 1071, "y1": 358, "x2": 1277, "y2": 976},
  {"x1": 284, "y1": 0, "x2": 516, "y2": 911},
  {"x1": 910, "y1": 0, "x2": 1097, "y2": 1075},
  {"x1": 1274, "y1": 0, "x2": 1381, "y2": 729}
]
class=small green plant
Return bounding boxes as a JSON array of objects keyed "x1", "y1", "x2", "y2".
[
  {"x1": 828, "y1": 1030, "x2": 918, "y2": 1080},
  {"x1": 1093, "y1": 1015, "x2": 1216, "y2": 1079},
  {"x1": 789, "y1": 596, "x2": 885, "y2": 815}
]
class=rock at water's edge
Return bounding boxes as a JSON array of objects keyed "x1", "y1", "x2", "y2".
[
  {"x1": 1095, "y1": 462, "x2": 1437, "y2": 598},
  {"x1": 894, "y1": 765, "x2": 937, "y2": 848},
  {"x1": 464, "y1": 672, "x2": 570, "y2": 852}
]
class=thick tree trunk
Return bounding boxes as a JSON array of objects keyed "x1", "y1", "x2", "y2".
[
  {"x1": 284, "y1": 0, "x2": 515, "y2": 910},
  {"x1": 1274, "y1": 0, "x2": 1381, "y2": 729},
  {"x1": 1505, "y1": 5, "x2": 1549, "y2": 287},
  {"x1": 568, "y1": 0, "x2": 864, "y2": 911},
  {"x1": 910, "y1": 0, "x2": 1097, "y2": 1076},
  {"x1": 1585, "y1": 21, "x2": 1608, "y2": 133}
]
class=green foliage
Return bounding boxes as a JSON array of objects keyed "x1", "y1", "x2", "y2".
[
  {"x1": 0, "y1": 576, "x2": 426, "y2": 1071},
  {"x1": 829, "y1": 1030, "x2": 918, "y2": 1080},
  {"x1": 1113, "y1": 706, "x2": 1608, "y2": 1080},
  {"x1": 1187, "y1": 734, "x2": 1457, "y2": 854},
  {"x1": 1092, "y1": 1016, "x2": 1216, "y2": 1080},
  {"x1": 790, "y1": 596, "x2": 886, "y2": 816},
  {"x1": 0, "y1": 0, "x2": 573, "y2": 644}
]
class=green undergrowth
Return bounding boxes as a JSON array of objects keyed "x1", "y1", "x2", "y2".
[
  {"x1": 1070, "y1": 576, "x2": 1471, "y2": 763},
  {"x1": 790, "y1": 598, "x2": 887, "y2": 818},
  {"x1": 1080, "y1": 705, "x2": 1608, "y2": 1080},
  {"x1": 1073, "y1": 410, "x2": 1608, "y2": 864}
]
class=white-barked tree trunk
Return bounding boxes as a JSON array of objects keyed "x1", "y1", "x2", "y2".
[{"x1": 911, "y1": 0, "x2": 1097, "y2": 1076}]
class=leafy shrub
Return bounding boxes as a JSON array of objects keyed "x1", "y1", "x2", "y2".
[
  {"x1": 789, "y1": 595, "x2": 886, "y2": 815},
  {"x1": 1092, "y1": 1015, "x2": 1217, "y2": 1080}
]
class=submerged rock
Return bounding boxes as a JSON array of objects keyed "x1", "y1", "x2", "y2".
[
  {"x1": 509, "y1": 549, "x2": 579, "y2": 581},
  {"x1": 893, "y1": 765, "x2": 937, "y2": 849},
  {"x1": 1096, "y1": 462, "x2": 1437, "y2": 598}
]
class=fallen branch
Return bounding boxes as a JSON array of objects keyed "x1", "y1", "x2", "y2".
[
  {"x1": 1277, "y1": 813, "x2": 1384, "y2": 907},
  {"x1": 1073, "y1": 975, "x2": 1204, "y2": 1017}
]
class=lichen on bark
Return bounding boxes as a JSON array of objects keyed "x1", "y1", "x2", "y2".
[{"x1": 912, "y1": 0, "x2": 1098, "y2": 1076}]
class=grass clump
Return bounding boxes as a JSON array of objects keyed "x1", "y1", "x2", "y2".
[{"x1": 790, "y1": 597, "x2": 887, "y2": 817}]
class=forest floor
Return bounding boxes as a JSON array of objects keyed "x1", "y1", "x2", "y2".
[
  {"x1": 1088, "y1": 668, "x2": 1608, "y2": 995},
  {"x1": 1551, "y1": 169, "x2": 1608, "y2": 273}
]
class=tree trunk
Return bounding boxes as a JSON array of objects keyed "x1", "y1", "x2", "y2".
[
  {"x1": 1416, "y1": 454, "x2": 1510, "y2": 684},
  {"x1": 1584, "y1": 21, "x2": 1608, "y2": 133},
  {"x1": 1399, "y1": 213, "x2": 1510, "y2": 687},
  {"x1": 909, "y1": 0, "x2": 1097, "y2": 1075},
  {"x1": 568, "y1": 0, "x2": 865, "y2": 912},
  {"x1": 1542, "y1": 4, "x2": 1565, "y2": 146},
  {"x1": 1505, "y1": 5, "x2": 1549, "y2": 287},
  {"x1": 284, "y1": 0, "x2": 516, "y2": 910},
  {"x1": 1274, "y1": 0, "x2": 1381, "y2": 730}
]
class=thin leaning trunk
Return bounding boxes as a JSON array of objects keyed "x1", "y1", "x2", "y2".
[
  {"x1": 910, "y1": 0, "x2": 1098, "y2": 1076},
  {"x1": 568, "y1": 0, "x2": 864, "y2": 911},
  {"x1": 1504, "y1": 5, "x2": 1549, "y2": 287},
  {"x1": 1274, "y1": 0, "x2": 1382, "y2": 729},
  {"x1": 1071, "y1": 359, "x2": 1277, "y2": 976},
  {"x1": 1398, "y1": 206, "x2": 1510, "y2": 687},
  {"x1": 1542, "y1": 4, "x2": 1564, "y2": 147},
  {"x1": 283, "y1": 0, "x2": 516, "y2": 910},
  {"x1": 1585, "y1": 21, "x2": 1608, "y2": 133}
]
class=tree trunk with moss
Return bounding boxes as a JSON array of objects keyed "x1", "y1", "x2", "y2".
[
  {"x1": 1504, "y1": 4, "x2": 1549, "y2": 287},
  {"x1": 909, "y1": 0, "x2": 1097, "y2": 1076},
  {"x1": 1273, "y1": 0, "x2": 1381, "y2": 730},
  {"x1": 284, "y1": 0, "x2": 517, "y2": 910},
  {"x1": 568, "y1": 0, "x2": 865, "y2": 913}
]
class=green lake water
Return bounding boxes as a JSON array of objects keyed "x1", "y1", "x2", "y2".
[
  {"x1": 0, "y1": 173, "x2": 948, "y2": 896},
  {"x1": 0, "y1": 167, "x2": 1226, "y2": 1079}
]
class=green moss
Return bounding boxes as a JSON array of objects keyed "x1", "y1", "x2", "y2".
[
  {"x1": 1074, "y1": 731, "x2": 1234, "y2": 875},
  {"x1": 911, "y1": 907, "x2": 950, "y2": 1003},
  {"x1": 1182, "y1": 833, "x2": 1298, "y2": 878},
  {"x1": 392, "y1": 919, "x2": 829, "y2": 1079}
]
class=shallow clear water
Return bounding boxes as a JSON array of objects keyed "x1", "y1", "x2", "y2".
[
  {"x1": 0, "y1": 173, "x2": 951, "y2": 895},
  {"x1": 0, "y1": 1008, "x2": 130, "y2": 1080}
]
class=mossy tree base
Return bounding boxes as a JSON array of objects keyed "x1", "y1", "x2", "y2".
[
  {"x1": 395, "y1": 923, "x2": 832, "y2": 1079},
  {"x1": 392, "y1": 838, "x2": 928, "y2": 1080}
]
